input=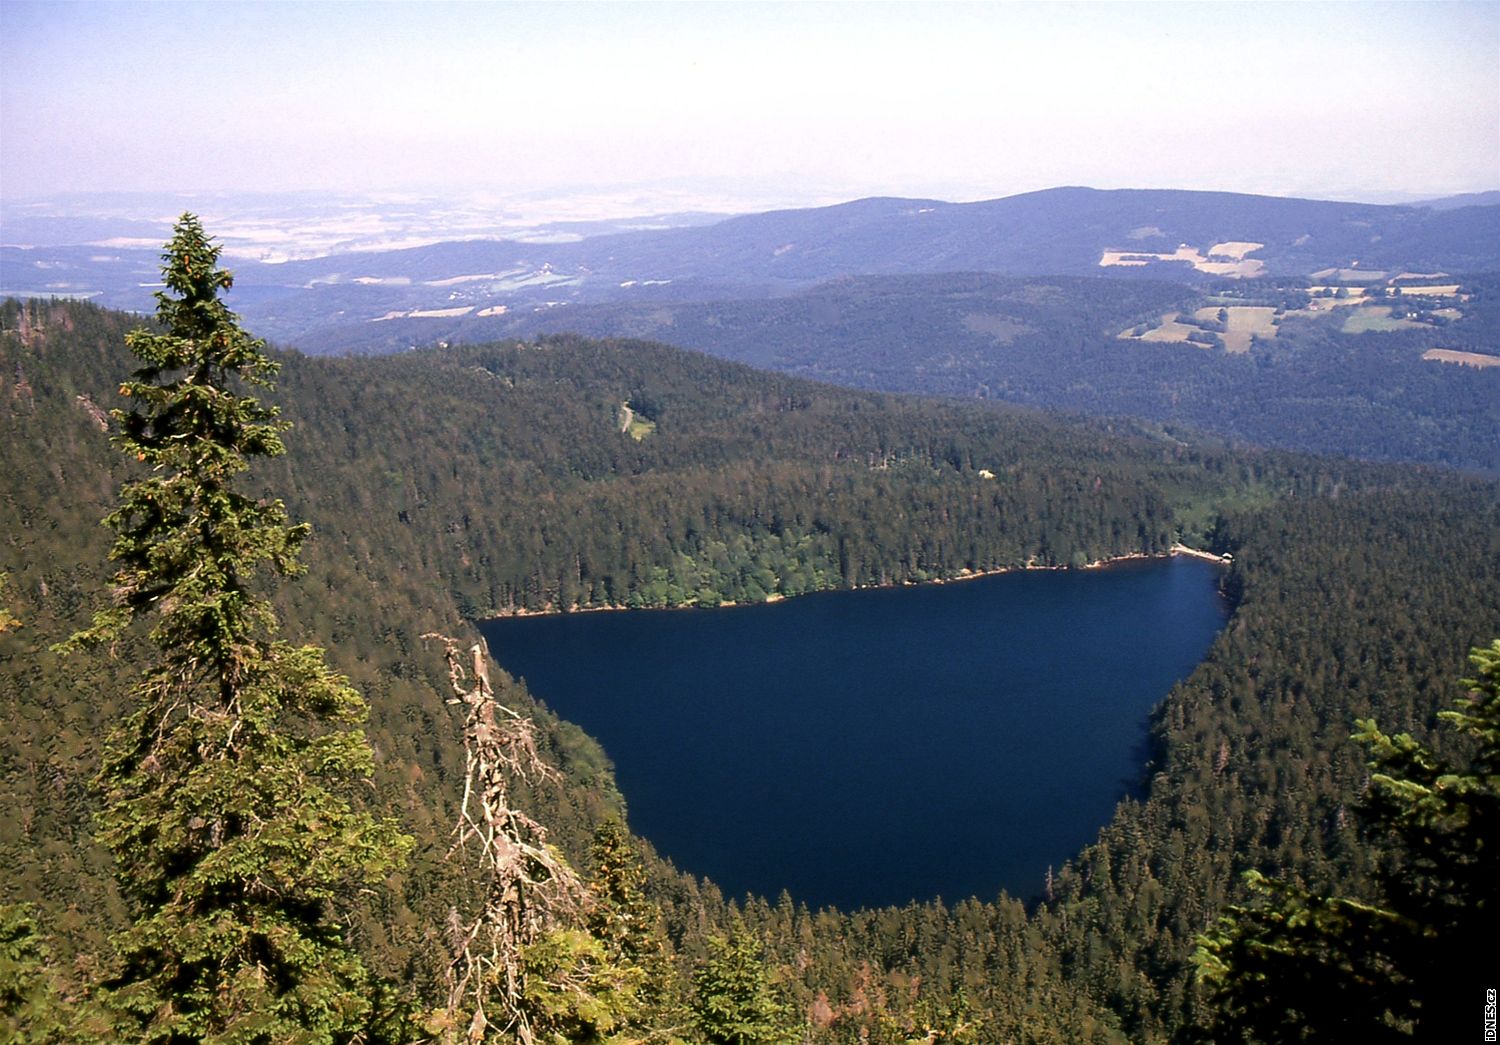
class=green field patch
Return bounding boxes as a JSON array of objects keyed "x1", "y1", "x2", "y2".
[{"x1": 1341, "y1": 307, "x2": 1423, "y2": 334}]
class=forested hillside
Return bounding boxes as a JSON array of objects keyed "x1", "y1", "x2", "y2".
[
  {"x1": 336, "y1": 272, "x2": 1500, "y2": 473},
  {"x1": 3, "y1": 296, "x2": 1496, "y2": 1040}
]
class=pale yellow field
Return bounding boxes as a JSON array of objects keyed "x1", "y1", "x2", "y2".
[
  {"x1": 1295, "y1": 298, "x2": 1368, "y2": 314},
  {"x1": 1422, "y1": 348, "x2": 1500, "y2": 368},
  {"x1": 1207, "y1": 241, "x2": 1264, "y2": 260},
  {"x1": 1294, "y1": 288, "x2": 1371, "y2": 318},
  {"x1": 1310, "y1": 268, "x2": 1388, "y2": 283},
  {"x1": 1198, "y1": 258, "x2": 1266, "y2": 278},
  {"x1": 1395, "y1": 284, "x2": 1461, "y2": 297},
  {"x1": 1119, "y1": 312, "x2": 1212, "y2": 346},
  {"x1": 373, "y1": 305, "x2": 475, "y2": 321},
  {"x1": 1100, "y1": 245, "x2": 1264, "y2": 278}
]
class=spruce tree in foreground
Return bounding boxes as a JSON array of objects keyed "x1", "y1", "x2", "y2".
[
  {"x1": 66, "y1": 215, "x2": 411, "y2": 1041},
  {"x1": 691, "y1": 917, "x2": 797, "y2": 1045}
]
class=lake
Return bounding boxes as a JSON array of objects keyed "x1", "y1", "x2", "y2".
[{"x1": 479, "y1": 555, "x2": 1229, "y2": 911}]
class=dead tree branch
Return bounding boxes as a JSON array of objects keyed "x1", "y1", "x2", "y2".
[{"x1": 425, "y1": 633, "x2": 582, "y2": 1045}]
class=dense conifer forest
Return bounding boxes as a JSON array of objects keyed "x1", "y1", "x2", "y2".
[{"x1": 2, "y1": 276, "x2": 1496, "y2": 1040}]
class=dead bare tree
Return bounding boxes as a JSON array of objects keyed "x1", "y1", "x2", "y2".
[{"x1": 425, "y1": 634, "x2": 583, "y2": 1044}]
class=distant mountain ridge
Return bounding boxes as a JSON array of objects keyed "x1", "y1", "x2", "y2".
[
  {"x1": 1412, "y1": 189, "x2": 1500, "y2": 210},
  {"x1": 250, "y1": 185, "x2": 1500, "y2": 284},
  {"x1": 228, "y1": 186, "x2": 1500, "y2": 341},
  {"x1": 3, "y1": 186, "x2": 1497, "y2": 345}
]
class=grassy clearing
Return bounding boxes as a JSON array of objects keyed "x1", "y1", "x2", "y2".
[
  {"x1": 1395, "y1": 284, "x2": 1461, "y2": 297},
  {"x1": 1291, "y1": 299, "x2": 1364, "y2": 318},
  {"x1": 1342, "y1": 307, "x2": 1423, "y2": 334},
  {"x1": 1119, "y1": 312, "x2": 1210, "y2": 345},
  {"x1": 1193, "y1": 306, "x2": 1278, "y2": 354},
  {"x1": 1167, "y1": 479, "x2": 1284, "y2": 545},
  {"x1": 1422, "y1": 348, "x2": 1500, "y2": 369},
  {"x1": 620, "y1": 401, "x2": 657, "y2": 440},
  {"x1": 1311, "y1": 267, "x2": 1389, "y2": 283},
  {"x1": 1207, "y1": 241, "x2": 1264, "y2": 260}
]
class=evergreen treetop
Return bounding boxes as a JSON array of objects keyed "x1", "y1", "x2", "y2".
[{"x1": 65, "y1": 214, "x2": 412, "y2": 1042}]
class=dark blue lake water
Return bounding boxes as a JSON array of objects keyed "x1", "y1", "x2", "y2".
[{"x1": 479, "y1": 556, "x2": 1228, "y2": 911}]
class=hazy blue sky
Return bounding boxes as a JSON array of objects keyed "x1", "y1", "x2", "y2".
[{"x1": 4, "y1": 1, "x2": 1497, "y2": 205}]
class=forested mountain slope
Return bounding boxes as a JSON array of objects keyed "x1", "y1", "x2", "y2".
[
  {"x1": 332, "y1": 271, "x2": 1500, "y2": 473},
  {"x1": 3, "y1": 297, "x2": 1496, "y2": 1040}
]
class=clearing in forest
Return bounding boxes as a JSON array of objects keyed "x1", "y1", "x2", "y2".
[
  {"x1": 1193, "y1": 306, "x2": 1277, "y2": 354},
  {"x1": 1118, "y1": 312, "x2": 1208, "y2": 346},
  {"x1": 1206, "y1": 242, "x2": 1263, "y2": 260},
  {"x1": 1341, "y1": 307, "x2": 1424, "y2": 334},
  {"x1": 1310, "y1": 267, "x2": 1389, "y2": 283},
  {"x1": 1393, "y1": 284, "x2": 1462, "y2": 298},
  {"x1": 1099, "y1": 243, "x2": 1265, "y2": 278},
  {"x1": 373, "y1": 305, "x2": 474, "y2": 321},
  {"x1": 1303, "y1": 286, "x2": 1370, "y2": 303},
  {"x1": 1421, "y1": 348, "x2": 1500, "y2": 369},
  {"x1": 619, "y1": 401, "x2": 657, "y2": 440}
]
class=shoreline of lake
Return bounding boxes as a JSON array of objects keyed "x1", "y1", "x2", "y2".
[
  {"x1": 484, "y1": 544, "x2": 1232, "y2": 620},
  {"x1": 480, "y1": 554, "x2": 1232, "y2": 908}
]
